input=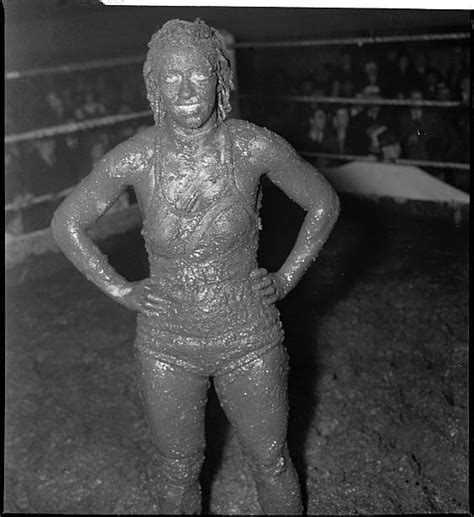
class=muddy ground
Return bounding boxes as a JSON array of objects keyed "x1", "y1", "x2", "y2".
[{"x1": 4, "y1": 189, "x2": 469, "y2": 515}]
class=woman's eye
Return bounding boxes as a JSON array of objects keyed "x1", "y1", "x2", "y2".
[
  {"x1": 191, "y1": 73, "x2": 209, "y2": 82},
  {"x1": 164, "y1": 74, "x2": 180, "y2": 84}
]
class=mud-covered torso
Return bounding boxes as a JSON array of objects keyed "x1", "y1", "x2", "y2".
[
  {"x1": 121, "y1": 122, "x2": 283, "y2": 341},
  {"x1": 138, "y1": 124, "x2": 260, "y2": 266}
]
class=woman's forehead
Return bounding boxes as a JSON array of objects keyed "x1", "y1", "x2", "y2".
[{"x1": 155, "y1": 44, "x2": 214, "y2": 72}]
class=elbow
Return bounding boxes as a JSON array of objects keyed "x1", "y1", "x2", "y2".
[
  {"x1": 317, "y1": 185, "x2": 340, "y2": 224},
  {"x1": 308, "y1": 187, "x2": 340, "y2": 224},
  {"x1": 50, "y1": 208, "x2": 75, "y2": 247}
]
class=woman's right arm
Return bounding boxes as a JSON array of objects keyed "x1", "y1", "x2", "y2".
[{"x1": 51, "y1": 151, "x2": 146, "y2": 311}]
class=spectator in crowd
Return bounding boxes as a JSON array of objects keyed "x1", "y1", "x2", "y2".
[
  {"x1": 376, "y1": 129, "x2": 402, "y2": 162},
  {"x1": 392, "y1": 53, "x2": 415, "y2": 98},
  {"x1": 424, "y1": 68, "x2": 443, "y2": 100},
  {"x1": 359, "y1": 60, "x2": 384, "y2": 97},
  {"x1": 334, "y1": 51, "x2": 359, "y2": 86},
  {"x1": 62, "y1": 134, "x2": 89, "y2": 182},
  {"x1": 305, "y1": 107, "x2": 332, "y2": 152},
  {"x1": 367, "y1": 124, "x2": 391, "y2": 156},
  {"x1": 45, "y1": 91, "x2": 68, "y2": 125},
  {"x1": 29, "y1": 139, "x2": 58, "y2": 195},
  {"x1": 340, "y1": 77, "x2": 355, "y2": 98},
  {"x1": 349, "y1": 92, "x2": 365, "y2": 118},
  {"x1": 74, "y1": 91, "x2": 107, "y2": 120},
  {"x1": 436, "y1": 80, "x2": 452, "y2": 101},
  {"x1": 20, "y1": 138, "x2": 76, "y2": 199},
  {"x1": 301, "y1": 75, "x2": 316, "y2": 97},
  {"x1": 326, "y1": 105, "x2": 352, "y2": 155},
  {"x1": 347, "y1": 94, "x2": 390, "y2": 155},
  {"x1": 330, "y1": 78, "x2": 342, "y2": 97},
  {"x1": 397, "y1": 88, "x2": 446, "y2": 161}
]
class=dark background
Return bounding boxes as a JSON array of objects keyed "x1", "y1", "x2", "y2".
[{"x1": 5, "y1": 1, "x2": 470, "y2": 70}]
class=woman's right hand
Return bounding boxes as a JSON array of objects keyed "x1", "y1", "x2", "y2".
[{"x1": 114, "y1": 278, "x2": 170, "y2": 315}]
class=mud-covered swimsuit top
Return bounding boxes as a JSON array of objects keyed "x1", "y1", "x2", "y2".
[{"x1": 141, "y1": 123, "x2": 262, "y2": 285}]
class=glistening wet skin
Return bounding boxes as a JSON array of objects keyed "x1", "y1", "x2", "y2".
[{"x1": 50, "y1": 18, "x2": 340, "y2": 516}]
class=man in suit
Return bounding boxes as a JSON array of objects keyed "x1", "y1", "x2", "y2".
[
  {"x1": 346, "y1": 94, "x2": 389, "y2": 155},
  {"x1": 397, "y1": 88, "x2": 446, "y2": 161}
]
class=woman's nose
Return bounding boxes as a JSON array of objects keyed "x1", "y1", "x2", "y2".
[{"x1": 179, "y1": 77, "x2": 195, "y2": 100}]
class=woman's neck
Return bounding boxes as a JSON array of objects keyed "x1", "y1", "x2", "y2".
[{"x1": 163, "y1": 115, "x2": 219, "y2": 146}]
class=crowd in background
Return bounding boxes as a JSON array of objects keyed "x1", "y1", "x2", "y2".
[
  {"x1": 254, "y1": 44, "x2": 470, "y2": 167},
  {"x1": 5, "y1": 65, "x2": 149, "y2": 234},
  {"x1": 5, "y1": 41, "x2": 471, "y2": 236}
]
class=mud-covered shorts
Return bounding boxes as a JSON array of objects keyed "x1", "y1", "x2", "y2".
[{"x1": 134, "y1": 272, "x2": 284, "y2": 377}]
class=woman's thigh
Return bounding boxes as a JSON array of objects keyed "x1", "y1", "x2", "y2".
[
  {"x1": 213, "y1": 345, "x2": 289, "y2": 454},
  {"x1": 135, "y1": 349, "x2": 210, "y2": 457}
]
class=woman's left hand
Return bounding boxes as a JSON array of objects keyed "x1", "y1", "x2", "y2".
[{"x1": 250, "y1": 267, "x2": 287, "y2": 305}]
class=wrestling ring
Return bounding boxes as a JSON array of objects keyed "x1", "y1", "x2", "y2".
[
  {"x1": 5, "y1": 27, "x2": 469, "y2": 515},
  {"x1": 5, "y1": 29, "x2": 470, "y2": 267}
]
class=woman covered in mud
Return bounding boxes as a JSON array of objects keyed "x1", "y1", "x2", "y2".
[{"x1": 51, "y1": 19, "x2": 339, "y2": 515}]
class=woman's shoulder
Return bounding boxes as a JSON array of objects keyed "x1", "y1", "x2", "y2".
[
  {"x1": 223, "y1": 118, "x2": 301, "y2": 178},
  {"x1": 107, "y1": 126, "x2": 156, "y2": 178},
  {"x1": 224, "y1": 118, "x2": 288, "y2": 155}
]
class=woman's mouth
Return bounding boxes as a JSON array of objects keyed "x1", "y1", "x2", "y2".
[{"x1": 175, "y1": 103, "x2": 201, "y2": 114}]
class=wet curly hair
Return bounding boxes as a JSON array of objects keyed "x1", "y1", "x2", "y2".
[{"x1": 143, "y1": 18, "x2": 234, "y2": 126}]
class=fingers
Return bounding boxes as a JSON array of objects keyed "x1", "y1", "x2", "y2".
[
  {"x1": 250, "y1": 268, "x2": 281, "y2": 304},
  {"x1": 261, "y1": 284, "x2": 278, "y2": 304},
  {"x1": 261, "y1": 285, "x2": 277, "y2": 296},
  {"x1": 252, "y1": 276, "x2": 273, "y2": 290},
  {"x1": 131, "y1": 284, "x2": 171, "y2": 314},
  {"x1": 145, "y1": 291, "x2": 169, "y2": 302},
  {"x1": 262, "y1": 291, "x2": 279, "y2": 305},
  {"x1": 143, "y1": 292, "x2": 170, "y2": 309},
  {"x1": 250, "y1": 268, "x2": 272, "y2": 289},
  {"x1": 250, "y1": 267, "x2": 268, "y2": 279}
]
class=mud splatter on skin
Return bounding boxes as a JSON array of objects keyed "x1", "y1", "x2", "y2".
[{"x1": 51, "y1": 18, "x2": 339, "y2": 515}]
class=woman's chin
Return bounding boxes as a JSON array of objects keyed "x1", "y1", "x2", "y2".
[{"x1": 171, "y1": 113, "x2": 205, "y2": 129}]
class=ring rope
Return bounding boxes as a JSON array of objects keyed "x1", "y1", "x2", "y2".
[
  {"x1": 241, "y1": 95, "x2": 465, "y2": 108},
  {"x1": 5, "y1": 31, "x2": 469, "y2": 80},
  {"x1": 5, "y1": 55, "x2": 144, "y2": 81},
  {"x1": 233, "y1": 32, "x2": 470, "y2": 49},
  {"x1": 5, "y1": 187, "x2": 75, "y2": 213},
  {"x1": 5, "y1": 110, "x2": 153, "y2": 144},
  {"x1": 4, "y1": 94, "x2": 466, "y2": 145},
  {"x1": 300, "y1": 151, "x2": 471, "y2": 171}
]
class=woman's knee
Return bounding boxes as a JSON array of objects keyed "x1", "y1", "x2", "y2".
[
  {"x1": 243, "y1": 443, "x2": 291, "y2": 480},
  {"x1": 157, "y1": 449, "x2": 205, "y2": 486},
  {"x1": 150, "y1": 450, "x2": 204, "y2": 515}
]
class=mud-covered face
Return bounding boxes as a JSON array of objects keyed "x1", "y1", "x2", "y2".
[{"x1": 157, "y1": 45, "x2": 218, "y2": 129}]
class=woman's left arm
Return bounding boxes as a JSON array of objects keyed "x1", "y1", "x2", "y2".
[{"x1": 253, "y1": 130, "x2": 340, "y2": 302}]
